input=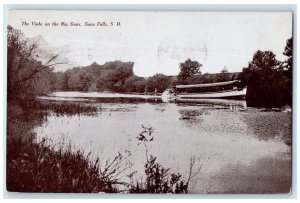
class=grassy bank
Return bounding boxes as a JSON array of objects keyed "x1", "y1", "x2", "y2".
[{"x1": 6, "y1": 100, "x2": 120, "y2": 192}]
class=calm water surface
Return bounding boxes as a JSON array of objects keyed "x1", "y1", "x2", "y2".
[{"x1": 35, "y1": 92, "x2": 291, "y2": 193}]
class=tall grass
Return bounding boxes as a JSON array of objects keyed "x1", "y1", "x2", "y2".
[
  {"x1": 6, "y1": 100, "x2": 122, "y2": 192},
  {"x1": 7, "y1": 136, "x2": 122, "y2": 192}
]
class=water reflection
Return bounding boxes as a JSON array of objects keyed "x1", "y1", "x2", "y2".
[
  {"x1": 34, "y1": 97, "x2": 291, "y2": 193},
  {"x1": 176, "y1": 98, "x2": 247, "y2": 108}
]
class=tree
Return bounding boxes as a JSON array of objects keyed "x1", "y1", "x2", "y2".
[
  {"x1": 241, "y1": 50, "x2": 290, "y2": 107},
  {"x1": 66, "y1": 68, "x2": 84, "y2": 90},
  {"x1": 80, "y1": 72, "x2": 96, "y2": 91},
  {"x1": 94, "y1": 62, "x2": 134, "y2": 92},
  {"x1": 282, "y1": 37, "x2": 292, "y2": 72},
  {"x1": 146, "y1": 74, "x2": 173, "y2": 93},
  {"x1": 178, "y1": 59, "x2": 202, "y2": 84},
  {"x1": 123, "y1": 76, "x2": 146, "y2": 93},
  {"x1": 217, "y1": 66, "x2": 231, "y2": 82},
  {"x1": 7, "y1": 25, "x2": 66, "y2": 100},
  {"x1": 281, "y1": 37, "x2": 293, "y2": 104},
  {"x1": 220, "y1": 66, "x2": 229, "y2": 73},
  {"x1": 246, "y1": 50, "x2": 280, "y2": 71}
]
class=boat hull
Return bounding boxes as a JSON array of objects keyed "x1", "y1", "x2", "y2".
[{"x1": 177, "y1": 87, "x2": 247, "y2": 100}]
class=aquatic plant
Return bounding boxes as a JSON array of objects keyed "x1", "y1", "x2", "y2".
[
  {"x1": 130, "y1": 155, "x2": 188, "y2": 193},
  {"x1": 20, "y1": 99, "x2": 98, "y2": 116},
  {"x1": 131, "y1": 125, "x2": 202, "y2": 194}
]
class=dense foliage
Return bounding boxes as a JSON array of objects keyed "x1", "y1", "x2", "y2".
[
  {"x1": 240, "y1": 38, "x2": 292, "y2": 107},
  {"x1": 7, "y1": 25, "x2": 62, "y2": 101},
  {"x1": 58, "y1": 61, "x2": 134, "y2": 92},
  {"x1": 53, "y1": 62, "x2": 177, "y2": 94},
  {"x1": 178, "y1": 58, "x2": 202, "y2": 84}
]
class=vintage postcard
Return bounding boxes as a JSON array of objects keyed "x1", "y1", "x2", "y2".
[{"x1": 6, "y1": 10, "x2": 292, "y2": 194}]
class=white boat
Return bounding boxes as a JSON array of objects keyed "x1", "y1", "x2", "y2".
[{"x1": 162, "y1": 80, "x2": 247, "y2": 102}]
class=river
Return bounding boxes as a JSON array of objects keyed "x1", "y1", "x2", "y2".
[{"x1": 34, "y1": 92, "x2": 291, "y2": 194}]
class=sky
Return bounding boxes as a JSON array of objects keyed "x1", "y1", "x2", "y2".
[{"x1": 8, "y1": 10, "x2": 292, "y2": 77}]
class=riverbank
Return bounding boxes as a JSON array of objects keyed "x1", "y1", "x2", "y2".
[{"x1": 6, "y1": 101, "x2": 119, "y2": 192}]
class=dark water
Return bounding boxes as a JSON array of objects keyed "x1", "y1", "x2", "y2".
[{"x1": 35, "y1": 92, "x2": 291, "y2": 193}]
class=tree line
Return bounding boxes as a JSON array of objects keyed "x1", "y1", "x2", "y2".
[
  {"x1": 53, "y1": 61, "x2": 177, "y2": 94},
  {"x1": 52, "y1": 59, "x2": 238, "y2": 94},
  {"x1": 7, "y1": 25, "x2": 292, "y2": 107}
]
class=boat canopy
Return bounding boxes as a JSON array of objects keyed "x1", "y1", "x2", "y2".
[{"x1": 176, "y1": 80, "x2": 241, "y2": 89}]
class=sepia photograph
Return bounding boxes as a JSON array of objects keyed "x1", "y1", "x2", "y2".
[{"x1": 6, "y1": 10, "x2": 293, "y2": 194}]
